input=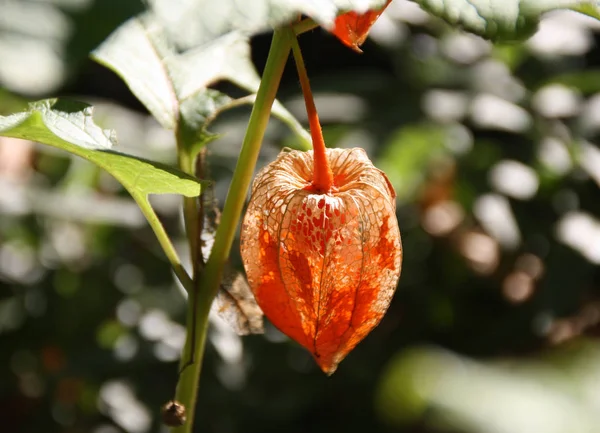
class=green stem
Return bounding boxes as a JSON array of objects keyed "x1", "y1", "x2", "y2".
[
  {"x1": 133, "y1": 194, "x2": 194, "y2": 294},
  {"x1": 293, "y1": 18, "x2": 319, "y2": 35},
  {"x1": 172, "y1": 27, "x2": 294, "y2": 433},
  {"x1": 178, "y1": 150, "x2": 200, "y2": 275},
  {"x1": 208, "y1": 95, "x2": 311, "y2": 151}
]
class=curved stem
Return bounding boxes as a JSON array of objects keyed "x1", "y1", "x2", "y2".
[
  {"x1": 133, "y1": 194, "x2": 194, "y2": 294},
  {"x1": 290, "y1": 35, "x2": 333, "y2": 192},
  {"x1": 171, "y1": 27, "x2": 294, "y2": 433},
  {"x1": 207, "y1": 95, "x2": 311, "y2": 151}
]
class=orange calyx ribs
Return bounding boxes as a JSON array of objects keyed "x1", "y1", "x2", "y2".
[{"x1": 240, "y1": 147, "x2": 402, "y2": 374}]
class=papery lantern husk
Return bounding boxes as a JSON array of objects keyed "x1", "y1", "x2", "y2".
[{"x1": 240, "y1": 147, "x2": 402, "y2": 374}]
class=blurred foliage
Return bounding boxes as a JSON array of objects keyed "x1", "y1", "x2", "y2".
[
  {"x1": 1, "y1": 1, "x2": 600, "y2": 433},
  {"x1": 0, "y1": 0, "x2": 143, "y2": 96}
]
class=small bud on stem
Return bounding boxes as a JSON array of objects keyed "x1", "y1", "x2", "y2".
[{"x1": 161, "y1": 400, "x2": 186, "y2": 427}]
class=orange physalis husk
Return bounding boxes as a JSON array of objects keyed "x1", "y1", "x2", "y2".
[
  {"x1": 331, "y1": 0, "x2": 393, "y2": 52},
  {"x1": 240, "y1": 147, "x2": 402, "y2": 374}
]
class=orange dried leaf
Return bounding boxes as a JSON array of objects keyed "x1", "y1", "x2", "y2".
[
  {"x1": 331, "y1": 0, "x2": 392, "y2": 52},
  {"x1": 240, "y1": 147, "x2": 402, "y2": 374}
]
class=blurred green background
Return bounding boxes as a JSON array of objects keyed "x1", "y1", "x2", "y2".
[{"x1": 1, "y1": 1, "x2": 600, "y2": 433}]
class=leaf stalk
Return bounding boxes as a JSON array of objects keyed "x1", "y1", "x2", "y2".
[{"x1": 133, "y1": 194, "x2": 194, "y2": 293}]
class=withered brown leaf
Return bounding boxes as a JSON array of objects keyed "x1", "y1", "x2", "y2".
[{"x1": 212, "y1": 268, "x2": 264, "y2": 335}]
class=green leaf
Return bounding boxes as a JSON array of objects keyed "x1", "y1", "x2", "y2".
[
  {"x1": 169, "y1": 30, "x2": 261, "y2": 99},
  {"x1": 148, "y1": 0, "x2": 389, "y2": 49},
  {"x1": 179, "y1": 90, "x2": 232, "y2": 156},
  {"x1": 412, "y1": 0, "x2": 599, "y2": 42},
  {"x1": 91, "y1": 14, "x2": 178, "y2": 130},
  {"x1": 572, "y1": 3, "x2": 600, "y2": 20},
  {"x1": 0, "y1": 99, "x2": 202, "y2": 198},
  {"x1": 92, "y1": 13, "x2": 310, "y2": 149}
]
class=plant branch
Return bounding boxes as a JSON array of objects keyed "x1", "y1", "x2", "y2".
[
  {"x1": 133, "y1": 194, "x2": 194, "y2": 294},
  {"x1": 171, "y1": 27, "x2": 294, "y2": 433},
  {"x1": 293, "y1": 18, "x2": 319, "y2": 35},
  {"x1": 207, "y1": 95, "x2": 311, "y2": 150}
]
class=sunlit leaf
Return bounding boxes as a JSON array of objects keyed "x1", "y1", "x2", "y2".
[
  {"x1": 169, "y1": 31, "x2": 260, "y2": 99},
  {"x1": 91, "y1": 14, "x2": 178, "y2": 130},
  {"x1": 92, "y1": 12, "x2": 310, "y2": 149},
  {"x1": 572, "y1": 3, "x2": 600, "y2": 21},
  {"x1": 0, "y1": 99, "x2": 202, "y2": 198},
  {"x1": 412, "y1": 0, "x2": 600, "y2": 42},
  {"x1": 148, "y1": 0, "x2": 389, "y2": 49}
]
